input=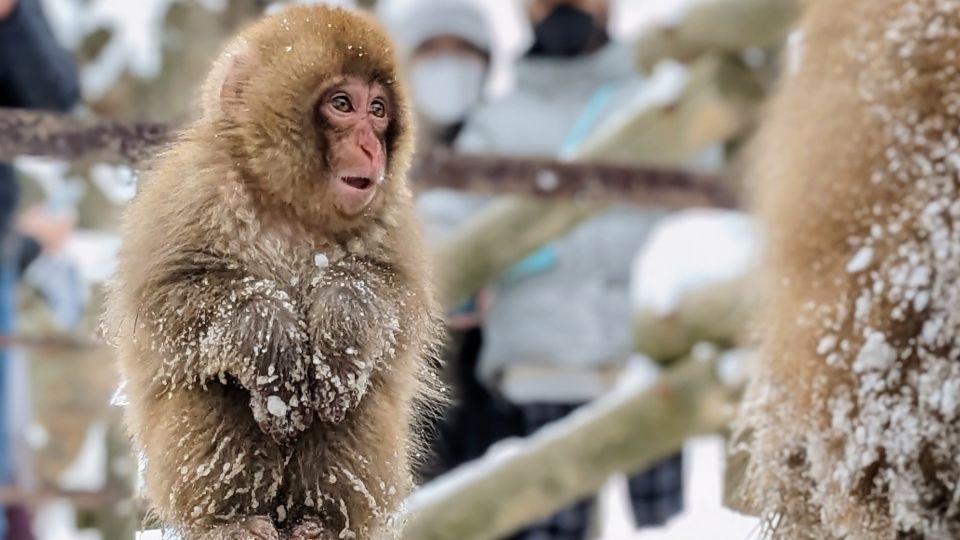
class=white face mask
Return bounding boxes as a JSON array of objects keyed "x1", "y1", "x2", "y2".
[{"x1": 410, "y1": 54, "x2": 487, "y2": 127}]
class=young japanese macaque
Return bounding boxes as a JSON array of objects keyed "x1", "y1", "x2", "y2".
[
  {"x1": 104, "y1": 6, "x2": 443, "y2": 539},
  {"x1": 732, "y1": 0, "x2": 960, "y2": 538}
]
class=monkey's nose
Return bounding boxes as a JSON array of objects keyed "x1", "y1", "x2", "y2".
[{"x1": 356, "y1": 129, "x2": 383, "y2": 164}]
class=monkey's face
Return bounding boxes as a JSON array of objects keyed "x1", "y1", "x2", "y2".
[
  {"x1": 207, "y1": 6, "x2": 416, "y2": 233},
  {"x1": 316, "y1": 77, "x2": 391, "y2": 218}
]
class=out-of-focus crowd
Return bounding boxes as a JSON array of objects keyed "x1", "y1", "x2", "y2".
[
  {"x1": 391, "y1": 1, "x2": 686, "y2": 538},
  {"x1": 0, "y1": 0, "x2": 82, "y2": 537},
  {"x1": 0, "y1": 0, "x2": 713, "y2": 538}
]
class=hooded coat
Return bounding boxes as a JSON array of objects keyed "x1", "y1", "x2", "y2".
[{"x1": 455, "y1": 42, "x2": 663, "y2": 402}]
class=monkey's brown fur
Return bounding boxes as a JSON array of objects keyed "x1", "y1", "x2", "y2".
[
  {"x1": 104, "y1": 7, "x2": 442, "y2": 539},
  {"x1": 733, "y1": 1, "x2": 960, "y2": 538}
]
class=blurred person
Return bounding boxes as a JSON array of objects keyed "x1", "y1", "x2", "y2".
[
  {"x1": 391, "y1": 0, "x2": 494, "y2": 246},
  {"x1": 395, "y1": 0, "x2": 492, "y2": 147},
  {"x1": 455, "y1": 0, "x2": 683, "y2": 538},
  {"x1": 0, "y1": 0, "x2": 80, "y2": 537},
  {"x1": 392, "y1": 0, "x2": 523, "y2": 482}
]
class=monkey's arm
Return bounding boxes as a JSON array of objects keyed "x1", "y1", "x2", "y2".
[
  {"x1": 306, "y1": 257, "x2": 402, "y2": 423},
  {"x1": 138, "y1": 250, "x2": 316, "y2": 441}
]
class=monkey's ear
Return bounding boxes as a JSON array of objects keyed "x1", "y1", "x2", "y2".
[
  {"x1": 203, "y1": 37, "x2": 256, "y2": 118},
  {"x1": 219, "y1": 53, "x2": 254, "y2": 115}
]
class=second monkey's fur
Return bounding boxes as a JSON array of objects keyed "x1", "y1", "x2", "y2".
[
  {"x1": 104, "y1": 6, "x2": 442, "y2": 539},
  {"x1": 733, "y1": 0, "x2": 960, "y2": 538}
]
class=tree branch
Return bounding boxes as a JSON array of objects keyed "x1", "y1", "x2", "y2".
[
  {"x1": 414, "y1": 147, "x2": 736, "y2": 208},
  {"x1": 0, "y1": 108, "x2": 170, "y2": 164},
  {"x1": 400, "y1": 354, "x2": 744, "y2": 540},
  {"x1": 434, "y1": 197, "x2": 601, "y2": 311},
  {"x1": 0, "y1": 108, "x2": 735, "y2": 208}
]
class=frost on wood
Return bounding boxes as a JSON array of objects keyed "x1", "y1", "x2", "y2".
[{"x1": 733, "y1": 1, "x2": 960, "y2": 538}]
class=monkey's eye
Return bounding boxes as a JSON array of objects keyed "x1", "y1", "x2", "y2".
[
  {"x1": 331, "y1": 94, "x2": 353, "y2": 113},
  {"x1": 370, "y1": 99, "x2": 387, "y2": 118}
]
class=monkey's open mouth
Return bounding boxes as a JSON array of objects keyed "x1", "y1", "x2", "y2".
[{"x1": 341, "y1": 176, "x2": 373, "y2": 190}]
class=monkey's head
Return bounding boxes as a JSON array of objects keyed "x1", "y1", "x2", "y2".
[{"x1": 201, "y1": 6, "x2": 415, "y2": 232}]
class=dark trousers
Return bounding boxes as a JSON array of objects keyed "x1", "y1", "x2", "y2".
[
  {"x1": 506, "y1": 403, "x2": 684, "y2": 540},
  {"x1": 419, "y1": 328, "x2": 523, "y2": 481}
]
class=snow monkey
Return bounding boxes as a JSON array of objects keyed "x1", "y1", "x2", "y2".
[
  {"x1": 104, "y1": 6, "x2": 443, "y2": 539},
  {"x1": 732, "y1": 0, "x2": 960, "y2": 538}
]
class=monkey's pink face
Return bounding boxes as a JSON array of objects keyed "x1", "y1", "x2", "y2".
[{"x1": 317, "y1": 77, "x2": 391, "y2": 217}]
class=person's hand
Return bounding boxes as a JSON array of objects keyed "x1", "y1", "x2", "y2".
[
  {"x1": 16, "y1": 206, "x2": 75, "y2": 254},
  {"x1": 0, "y1": 0, "x2": 17, "y2": 21}
]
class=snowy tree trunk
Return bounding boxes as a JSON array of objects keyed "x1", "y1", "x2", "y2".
[{"x1": 401, "y1": 355, "x2": 741, "y2": 540}]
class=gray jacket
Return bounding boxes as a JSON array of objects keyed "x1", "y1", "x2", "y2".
[{"x1": 452, "y1": 43, "x2": 663, "y2": 396}]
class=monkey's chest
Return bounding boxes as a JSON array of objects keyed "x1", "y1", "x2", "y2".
[{"x1": 250, "y1": 231, "x2": 342, "y2": 282}]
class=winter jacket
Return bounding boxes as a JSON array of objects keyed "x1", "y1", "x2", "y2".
[{"x1": 454, "y1": 43, "x2": 664, "y2": 402}]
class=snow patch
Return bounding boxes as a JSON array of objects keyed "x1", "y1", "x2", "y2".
[
  {"x1": 266, "y1": 395, "x2": 288, "y2": 417},
  {"x1": 846, "y1": 245, "x2": 875, "y2": 273},
  {"x1": 853, "y1": 331, "x2": 897, "y2": 372},
  {"x1": 631, "y1": 209, "x2": 758, "y2": 316},
  {"x1": 314, "y1": 253, "x2": 330, "y2": 269}
]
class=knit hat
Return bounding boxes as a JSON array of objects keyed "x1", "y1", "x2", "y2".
[{"x1": 392, "y1": 1, "x2": 491, "y2": 54}]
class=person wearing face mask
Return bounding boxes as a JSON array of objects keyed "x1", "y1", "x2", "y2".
[
  {"x1": 391, "y1": 1, "x2": 525, "y2": 484},
  {"x1": 395, "y1": 1, "x2": 493, "y2": 147},
  {"x1": 394, "y1": 1, "x2": 495, "y2": 244},
  {"x1": 455, "y1": 1, "x2": 684, "y2": 538},
  {"x1": 410, "y1": 51, "x2": 487, "y2": 142}
]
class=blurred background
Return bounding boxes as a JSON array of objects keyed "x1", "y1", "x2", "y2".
[{"x1": 0, "y1": 0, "x2": 795, "y2": 538}]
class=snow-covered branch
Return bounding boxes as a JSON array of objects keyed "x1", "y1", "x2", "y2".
[
  {"x1": 400, "y1": 352, "x2": 748, "y2": 540},
  {"x1": 434, "y1": 197, "x2": 599, "y2": 311}
]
